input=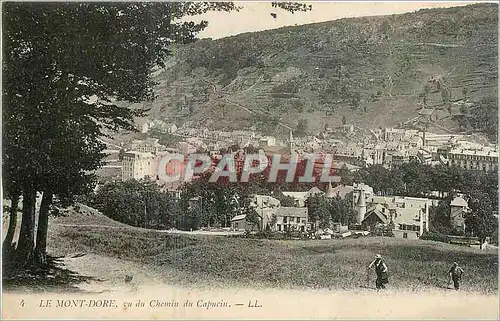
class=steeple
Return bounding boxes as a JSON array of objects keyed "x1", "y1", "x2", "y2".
[
  {"x1": 357, "y1": 188, "x2": 366, "y2": 207},
  {"x1": 356, "y1": 188, "x2": 367, "y2": 224},
  {"x1": 326, "y1": 181, "x2": 335, "y2": 198}
]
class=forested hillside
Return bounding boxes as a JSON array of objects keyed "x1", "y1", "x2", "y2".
[{"x1": 133, "y1": 3, "x2": 497, "y2": 141}]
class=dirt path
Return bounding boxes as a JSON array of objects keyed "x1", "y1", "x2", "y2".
[
  {"x1": 4, "y1": 253, "x2": 497, "y2": 319},
  {"x1": 52, "y1": 254, "x2": 499, "y2": 320},
  {"x1": 62, "y1": 253, "x2": 166, "y2": 294},
  {"x1": 53, "y1": 223, "x2": 244, "y2": 236}
]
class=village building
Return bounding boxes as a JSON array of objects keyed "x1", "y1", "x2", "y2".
[
  {"x1": 121, "y1": 151, "x2": 157, "y2": 181},
  {"x1": 333, "y1": 144, "x2": 366, "y2": 167},
  {"x1": 360, "y1": 202, "x2": 424, "y2": 239},
  {"x1": 363, "y1": 195, "x2": 430, "y2": 237},
  {"x1": 247, "y1": 195, "x2": 281, "y2": 229},
  {"x1": 361, "y1": 203, "x2": 390, "y2": 230},
  {"x1": 450, "y1": 195, "x2": 469, "y2": 232},
  {"x1": 326, "y1": 184, "x2": 354, "y2": 199},
  {"x1": 274, "y1": 207, "x2": 309, "y2": 232},
  {"x1": 230, "y1": 213, "x2": 262, "y2": 231},
  {"x1": 141, "y1": 123, "x2": 150, "y2": 134},
  {"x1": 130, "y1": 138, "x2": 165, "y2": 155},
  {"x1": 446, "y1": 146, "x2": 498, "y2": 172},
  {"x1": 282, "y1": 186, "x2": 324, "y2": 207},
  {"x1": 177, "y1": 142, "x2": 197, "y2": 155},
  {"x1": 352, "y1": 183, "x2": 374, "y2": 211},
  {"x1": 392, "y1": 207, "x2": 424, "y2": 239}
]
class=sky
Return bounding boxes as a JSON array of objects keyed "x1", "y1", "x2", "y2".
[{"x1": 189, "y1": 1, "x2": 490, "y2": 39}]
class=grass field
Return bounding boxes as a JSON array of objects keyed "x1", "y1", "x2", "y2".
[{"x1": 45, "y1": 212, "x2": 498, "y2": 295}]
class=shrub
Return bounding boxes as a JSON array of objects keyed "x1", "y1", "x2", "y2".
[
  {"x1": 372, "y1": 223, "x2": 394, "y2": 237},
  {"x1": 420, "y1": 231, "x2": 450, "y2": 243}
]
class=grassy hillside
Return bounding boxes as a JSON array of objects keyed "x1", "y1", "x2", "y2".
[
  {"x1": 128, "y1": 3, "x2": 497, "y2": 140},
  {"x1": 47, "y1": 213, "x2": 498, "y2": 294}
]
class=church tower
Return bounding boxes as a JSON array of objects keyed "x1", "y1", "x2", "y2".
[
  {"x1": 356, "y1": 188, "x2": 367, "y2": 224},
  {"x1": 326, "y1": 181, "x2": 335, "y2": 198}
]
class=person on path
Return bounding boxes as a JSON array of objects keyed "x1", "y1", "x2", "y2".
[
  {"x1": 448, "y1": 262, "x2": 464, "y2": 290},
  {"x1": 368, "y1": 254, "x2": 389, "y2": 290}
]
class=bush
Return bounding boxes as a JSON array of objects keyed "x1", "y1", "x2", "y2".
[
  {"x1": 420, "y1": 231, "x2": 450, "y2": 243},
  {"x1": 372, "y1": 224, "x2": 394, "y2": 237}
]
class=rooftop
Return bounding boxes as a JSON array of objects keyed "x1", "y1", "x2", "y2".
[
  {"x1": 124, "y1": 151, "x2": 156, "y2": 158},
  {"x1": 362, "y1": 204, "x2": 389, "y2": 225},
  {"x1": 231, "y1": 214, "x2": 247, "y2": 221},
  {"x1": 276, "y1": 207, "x2": 308, "y2": 218},
  {"x1": 450, "y1": 196, "x2": 468, "y2": 207}
]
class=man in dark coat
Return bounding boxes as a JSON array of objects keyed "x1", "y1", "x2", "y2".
[
  {"x1": 368, "y1": 254, "x2": 389, "y2": 290},
  {"x1": 448, "y1": 262, "x2": 464, "y2": 290}
]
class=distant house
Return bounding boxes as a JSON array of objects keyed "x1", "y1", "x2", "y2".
[
  {"x1": 248, "y1": 195, "x2": 281, "y2": 229},
  {"x1": 362, "y1": 204, "x2": 390, "y2": 230},
  {"x1": 121, "y1": 151, "x2": 157, "y2": 181},
  {"x1": 368, "y1": 195, "x2": 430, "y2": 234},
  {"x1": 164, "y1": 123, "x2": 178, "y2": 134},
  {"x1": 274, "y1": 207, "x2": 309, "y2": 233},
  {"x1": 230, "y1": 214, "x2": 262, "y2": 231},
  {"x1": 342, "y1": 124, "x2": 354, "y2": 135},
  {"x1": 326, "y1": 184, "x2": 354, "y2": 199},
  {"x1": 392, "y1": 208, "x2": 423, "y2": 239},
  {"x1": 177, "y1": 142, "x2": 197, "y2": 155},
  {"x1": 282, "y1": 186, "x2": 325, "y2": 207},
  {"x1": 130, "y1": 138, "x2": 165, "y2": 155},
  {"x1": 450, "y1": 195, "x2": 469, "y2": 232}
]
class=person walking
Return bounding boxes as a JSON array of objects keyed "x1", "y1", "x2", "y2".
[
  {"x1": 368, "y1": 254, "x2": 389, "y2": 290},
  {"x1": 448, "y1": 262, "x2": 464, "y2": 290}
]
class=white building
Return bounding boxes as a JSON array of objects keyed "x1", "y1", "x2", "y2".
[
  {"x1": 447, "y1": 146, "x2": 498, "y2": 172},
  {"x1": 130, "y1": 138, "x2": 165, "y2": 155},
  {"x1": 368, "y1": 195, "x2": 430, "y2": 236},
  {"x1": 121, "y1": 151, "x2": 157, "y2": 181},
  {"x1": 352, "y1": 183, "x2": 374, "y2": 212}
]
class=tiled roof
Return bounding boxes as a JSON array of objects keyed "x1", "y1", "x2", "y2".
[{"x1": 362, "y1": 205, "x2": 389, "y2": 225}]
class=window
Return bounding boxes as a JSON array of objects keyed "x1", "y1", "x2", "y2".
[
  {"x1": 283, "y1": 217, "x2": 288, "y2": 223},
  {"x1": 301, "y1": 226, "x2": 305, "y2": 232},
  {"x1": 277, "y1": 224, "x2": 281, "y2": 231},
  {"x1": 302, "y1": 219, "x2": 306, "y2": 224},
  {"x1": 234, "y1": 223, "x2": 239, "y2": 228},
  {"x1": 403, "y1": 232, "x2": 408, "y2": 239},
  {"x1": 289, "y1": 217, "x2": 295, "y2": 223}
]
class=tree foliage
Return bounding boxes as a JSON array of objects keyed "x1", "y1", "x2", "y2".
[
  {"x1": 306, "y1": 195, "x2": 354, "y2": 229},
  {"x1": 465, "y1": 192, "x2": 497, "y2": 243},
  {"x1": 461, "y1": 97, "x2": 498, "y2": 143},
  {"x1": 5, "y1": 1, "x2": 309, "y2": 270},
  {"x1": 355, "y1": 162, "x2": 497, "y2": 207},
  {"x1": 90, "y1": 180, "x2": 179, "y2": 229}
]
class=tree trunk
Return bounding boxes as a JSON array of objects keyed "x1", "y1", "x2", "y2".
[
  {"x1": 35, "y1": 192, "x2": 53, "y2": 265},
  {"x1": 16, "y1": 188, "x2": 37, "y2": 268},
  {"x1": 3, "y1": 192, "x2": 20, "y2": 253}
]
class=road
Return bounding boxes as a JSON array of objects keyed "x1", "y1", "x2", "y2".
[{"x1": 53, "y1": 223, "x2": 245, "y2": 236}]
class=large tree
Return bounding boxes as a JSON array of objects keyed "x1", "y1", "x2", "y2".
[
  {"x1": 3, "y1": 2, "x2": 312, "y2": 269},
  {"x1": 465, "y1": 192, "x2": 497, "y2": 244}
]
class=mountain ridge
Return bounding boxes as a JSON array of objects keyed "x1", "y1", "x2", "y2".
[{"x1": 130, "y1": 3, "x2": 498, "y2": 142}]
